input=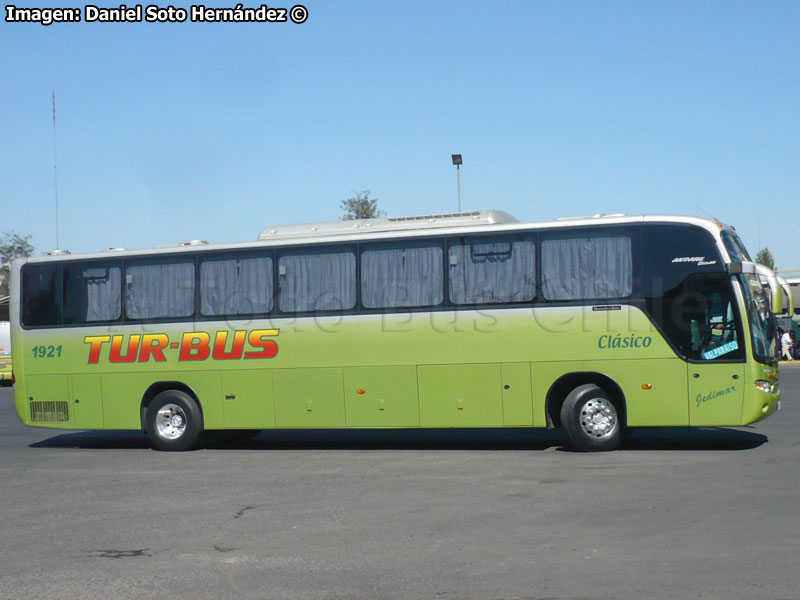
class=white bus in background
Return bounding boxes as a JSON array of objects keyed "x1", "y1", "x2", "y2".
[
  {"x1": 783, "y1": 277, "x2": 800, "y2": 315},
  {"x1": 0, "y1": 321, "x2": 11, "y2": 385},
  {"x1": 777, "y1": 277, "x2": 800, "y2": 339}
]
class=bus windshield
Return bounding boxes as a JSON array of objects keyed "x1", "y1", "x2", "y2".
[
  {"x1": 740, "y1": 273, "x2": 777, "y2": 363},
  {"x1": 721, "y1": 231, "x2": 752, "y2": 262}
]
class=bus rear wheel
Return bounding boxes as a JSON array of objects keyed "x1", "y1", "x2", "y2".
[
  {"x1": 560, "y1": 383, "x2": 622, "y2": 452},
  {"x1": 145, "y1": 390, "x2": 204, "y2": 452}
]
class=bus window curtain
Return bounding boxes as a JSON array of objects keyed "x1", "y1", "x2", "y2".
[
  {"x1": 542, "y1": 236, "x2": 632, "y2": 300},
  {"x1": 361, "y1": 243, "x2": 443, "y2": 308},
  {"x1": 279, "y1": 251, "x2": 355, "y2": 312},
  {"x1": 448, "y1": 238, "x2": 536, "y2": 304},
  {"x1": 84, "y1": 268, "x2": 121, "y2": 321},
  {"x1": 126, "y1": 262, "x2": 195, "y2": 319},
  {"x1": 201, "y1": 256, "x2": 273, "y2": 316}
]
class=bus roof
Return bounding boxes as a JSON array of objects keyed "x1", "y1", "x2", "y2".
[
  {"x1": 21, "y1": 212, "x2": 732, "y2": 264},
  {"x1": 257, "y1": 210, "x2": 519, "y2": 240}
]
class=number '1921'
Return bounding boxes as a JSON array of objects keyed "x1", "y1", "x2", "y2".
[{"x1": 32, "y1": 345, "x2": 62, "y2": 358}]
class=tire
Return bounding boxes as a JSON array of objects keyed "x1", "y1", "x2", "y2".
[
  {"x1": 145, "y1": 390, "x2": 204, "y2": 452},
  {"x1": 560, "y1": 383, "x2": 622, "y2": 452}
]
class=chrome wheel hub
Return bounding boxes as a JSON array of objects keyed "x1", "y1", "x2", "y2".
[
  {"x1": 579, "y1": 397, "x2": 618, "y2": 439},
  {"x1": 156, "y1": 403, "x2": 187, "y2": 440}
]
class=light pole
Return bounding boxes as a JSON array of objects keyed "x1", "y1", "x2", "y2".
[{"x1": 451, "y1": 154, "x2": 462, "y2": 212}]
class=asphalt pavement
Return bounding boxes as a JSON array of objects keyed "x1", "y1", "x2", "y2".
[{"x1": 1, "y1": 367, "x2": 799, "y2": 599}]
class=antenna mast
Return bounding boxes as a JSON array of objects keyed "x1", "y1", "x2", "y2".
[
  {"x1": 695, "y1": 205, "x2": 719, "y2": 223},
  {"x1": 52, "y1": 91, "x2": 60, "y2": 250}
]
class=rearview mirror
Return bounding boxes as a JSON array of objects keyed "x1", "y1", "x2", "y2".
[{"x1": 752, "y1": 263, "x2": 783, "y2": 314}]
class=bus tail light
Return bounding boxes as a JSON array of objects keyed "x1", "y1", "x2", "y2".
[{"x1": 754, "y1": 380, "x2": 772, "y2": 393}]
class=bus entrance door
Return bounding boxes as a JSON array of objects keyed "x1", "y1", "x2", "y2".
[{"x1": 688, "y1": 363, "x2": 744, "y2": 426}]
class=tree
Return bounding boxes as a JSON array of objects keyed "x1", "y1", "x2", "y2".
[
  {"x1": 0, "y1": 232, "x2": 34, "y2": 298},
  {"x1": 755, "y1": 247, "x2": 776, "y2": 271},
  {"x1": 340, "y1": 190, "x2": 385, "y2": 220}
]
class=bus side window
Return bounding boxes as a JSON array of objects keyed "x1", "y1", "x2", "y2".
[
  {"x1": 200, "y1": 254, "x2": 273, "y2": 317},
  {"x1": 650, "y1": 273, "x2": 744, "y2": 361},
  {"x1": 125, "y1": 260, "x2": 195, "y2": 320},
  {"x1": 361, "y1": 240, "x2": 444, "y2": 309},
  {"x1": 278, "y1": 246, "x2": 356, "y2": 313},
  {"x1": 541, "y1": 234, "x2": 632, "y2": 301},
  {"x1": 63, "y1": 262, "x2": 122, "y2": 324},
  {"x1": 22, "y1": 263, "x2": 62, "y2": 327},
  {"x1": 448, "y1": 235, "x2": 536, "y2": 305}
]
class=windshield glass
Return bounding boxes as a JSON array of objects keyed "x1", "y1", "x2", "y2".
[
  {"x1": 722, "y1": 231, "x2": 752, "y2": 262},
  {"x1": 740, "y1": 273, "x2": 777, "y2": 363}
]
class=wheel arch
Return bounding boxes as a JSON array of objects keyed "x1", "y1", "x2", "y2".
[
  {"x1": 546, "y1": 371, "x2": 626, "y2": 429},
  {"x1": 140, "y1": 381, "x2": 203, "y2": 432}
]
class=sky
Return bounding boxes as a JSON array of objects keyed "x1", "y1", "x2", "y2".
[{"x1": 1, "y1": 1, "x2": 799, "y2": 271}]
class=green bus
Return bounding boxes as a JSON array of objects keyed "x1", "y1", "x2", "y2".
[
  {"x1": 9, "y1": 211, "x2": 783, "y2": 451},
  {"x1": 0, "y1": 321, "x2": 11, "y2": 385}
]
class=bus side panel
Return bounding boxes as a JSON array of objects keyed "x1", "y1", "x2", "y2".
[
  {"x1": 687, "y1": 362, "x2": 744, "y2": 426},
  {"x1": 25, "y1": 374, "x2": 73, "y2": 429},
  {"x1": 583, "y1": 358, "x2": 689, "y2": 426},
  {"x1": 417, "y1": 364, "x2": 503, "y2": 427},
  {"x1": 100, "y1": 371, "x2": 224, "y2": 430},
  {"x1": 343, "y1": 366, "x2": 419, "y2": 427},
  {"x1": 274, "y1": 368, "x2": 345, "y2": 428},
  {"x1": 501, "y1": 363, "x2": 533, "y2": 426},
  {"x1": 72, "y1": 374, "x2": 104, "y2": 429},
  {"x1": 221, "y1": 369, "x2": 275, "y2": 429}
]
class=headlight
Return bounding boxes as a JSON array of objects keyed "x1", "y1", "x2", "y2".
[{"x1": 754, "y1": 380, "x2": 772, "y2": 393}]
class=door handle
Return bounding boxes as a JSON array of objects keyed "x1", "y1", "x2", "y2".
[
  {"x1": 732, "y1": 374, "x2": 740, "y2": 380},
  {"x1": 225, "y1": 394, "x2": 236, "y2": 400},
  {"x1": 692, "y1": 373, "x2": 700, "y2": 378}
]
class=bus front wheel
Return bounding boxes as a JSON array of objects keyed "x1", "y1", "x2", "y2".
[
  {"x1": 145, "y1": 390, "x2": 204, "y2": 452},
  {"x1": 560, "y1": 384, "x2": 622, "y2": 452}
]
